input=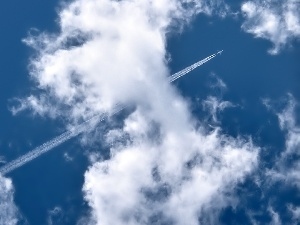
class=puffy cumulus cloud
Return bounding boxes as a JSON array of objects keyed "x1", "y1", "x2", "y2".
[
  {"x1": 84, "y1": 122, "x2": 257, "y2": 225},
  {"x1": 16, "y1": 0, "x2": 258, "y2": 224},
  {"x1": 241, "y1": 0, "x2": 300, "y2": 54},
  {"x1": 83, "y1": 94, "x2": 257, "y2": 224},
  {"x1": 16, "y1": 0, "x2": 230, "y2": 125},
  {"x1": 0, "y1": 176, "x2": 21, "y2": 225}
]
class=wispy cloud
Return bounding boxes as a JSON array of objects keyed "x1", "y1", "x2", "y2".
[
  {"x1": 0, "y1": 156, "x2": 6, "y2": 164},
  {"x1": 0, "y1": 176, "x2": 22, "y2": 225},
  {"x1": 258, "y1": 95, "x2": 300, "y2": 224},
  {"x1": 289, "y1": 205, "x2": 300, "y2": 223},
  {"x1": 241, "y1": 0, "x2": 300, "y2": 54},
  {"x1": 269, "y1": 95, "x2": 300, "y2": 186},
  {"x1": 47, "y1": 206, "x2": 64, "y2": 225},
  {"x1": 202, "y1": 96, "x2": 234, "y2": 123}
]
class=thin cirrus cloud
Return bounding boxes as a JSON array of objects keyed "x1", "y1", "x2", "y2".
[
  {"x1": 202, "y1": 95, "x2": 234, "y2": 123},
  {"x1": 241, "y1": 0, "x2": 300, "y2": 54},
  {"x1": 9, "y1": 0, "x2": 258, "y2": 224},
  {"x1": 268, "y1": 95, "x2": 300, "y2": 186},
  {"x1": 261, "y1": 95, "x2": 300, "y2": 224}
]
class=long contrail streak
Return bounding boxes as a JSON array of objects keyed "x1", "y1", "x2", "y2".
[
  {"x1": 0, "y1": 51, "x2": 222, "y2": 175},
  {"x1": 168, "y1": 50, "x2": 222, "y2": 82}
]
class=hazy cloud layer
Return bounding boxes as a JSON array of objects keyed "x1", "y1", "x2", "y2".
[
  {"x1": 12, "y1": 0, "x2": 258, "y2": 224},
  {"x1": 241, "y1": 0, "x2": 300, "y2": 54}
]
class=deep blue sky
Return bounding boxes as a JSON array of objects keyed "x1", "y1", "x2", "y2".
[
  {"x1": 0, "y1": 0, "x2": 299, "y2": 224},
  {"x1": 0, "y1": 1, "x2": 87, "y2": 224}
]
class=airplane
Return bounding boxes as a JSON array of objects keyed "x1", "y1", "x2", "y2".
[{"x1": 217, "y1": 50, "x2": 223, "y2": 55}]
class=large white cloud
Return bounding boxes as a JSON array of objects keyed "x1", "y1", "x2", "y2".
[
  {"x1": 0, "y1": 176, "x2": 21, "y2": 225},
  {"x1": 14, "y1": 0, "x2": 258, "y2": 224},
  {"x1": 241, "y1": 0, "x2": 300, "y2": 54},
  {"x1": 14, "y1": 0, "x2": 230, "y2": 124},
  {"x1": 84, "y1": 105, "x2": 258, "y2": 225}
]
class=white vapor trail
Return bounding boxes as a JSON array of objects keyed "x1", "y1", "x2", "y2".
[
  {"x1": 0, "y1": 112, "x2": 109, "y2": 175},
  {"x1": 0, "y1": 51, "x2": 221, "y2": 176},
  {"x1": 168, "y1": 50, "x2": 222, "y2": 82}
]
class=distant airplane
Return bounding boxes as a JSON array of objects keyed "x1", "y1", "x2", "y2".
[{"x1": 217, "y1": 50, "x2": 223, "y2": 55}]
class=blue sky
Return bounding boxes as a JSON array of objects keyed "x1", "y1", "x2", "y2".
[{"x1": 0, "y1": 0, "x2": 299, "y2": 225}]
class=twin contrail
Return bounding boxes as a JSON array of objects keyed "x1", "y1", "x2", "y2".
[
  {"x1": 168, "y1": 50, "x2": 222, "y2": 82},
  {"x1": 0, "y1": 51, "x2": 222, "y2": 175}
]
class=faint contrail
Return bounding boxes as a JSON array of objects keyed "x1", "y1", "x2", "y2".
[
  {"x1": 0, "y1": 112, "x2": 108, "y2": 175},
  {"x1": 0, "y1": 107, "x2": 125, "y2": 175},
  {"x1": 0, "y1": 51, "x2": 222, "y2": 175}
]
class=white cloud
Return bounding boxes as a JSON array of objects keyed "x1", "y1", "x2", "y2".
[
  {"x1": 288, "y1": 205, "x2": 300, "y2": 223},
  {"x1": 63, "y1": 152, "x2": 73, "y2": 162},
  {"x1": 16, "y1": 0, "x2": 230, "y2": 125},
  {"x1": 10, "y1": 95, "x2": 59, "y2": 118},
  {"x1": 14, "y1": 0, "x2": 258, "y2": 224},
  {"x1": 264, "y1": 95, "x2": 300, "y2": 190},
  {"x1": 277, "y1": 98, "x2": 300, "y2": 157},
  {"x1": 0, "y1": 176, "x2": 21, "y2": 225},
  {"x1": 269, "y1": 96, "x2": 300, "y2": 186},
  {"x1": 47, "y1": 206, "x2": 64, "y2": 225},
  {"x1": 84, "y1": 125, "x2": 257, "y2": 225},
  {"x1": 268, "y1": 207, "x2": 282, "y2": 225},
  {"x1": 258, "y1": 96, "x2": 300, "y2": 225},
  {"x1": 241, "y1": 0, "x2": 300, "y2": 54},
  {"x1": 202, "y1": 96, "x2": 234, "y2": 123}
]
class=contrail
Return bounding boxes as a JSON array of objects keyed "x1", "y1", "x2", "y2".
[
  {"x1": 0, "y1": 112, "x2": 109, "y2": 175},
  {"x1": 168, "y1": 50, "x2": 222, "y2": 82},
  {"x1": 0, "y1": 51, "x2": 222, "y2": 175},
  {"x1": 0, "y1": 107, "x2": 124, "y2": 175}
]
